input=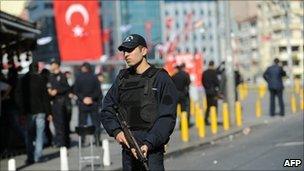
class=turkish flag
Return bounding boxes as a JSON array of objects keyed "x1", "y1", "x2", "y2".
[{"x1": 53, "y1": 0, "x2": 103, "y2": 62}]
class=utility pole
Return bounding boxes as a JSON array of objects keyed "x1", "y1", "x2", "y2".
[
  {"x1": 224, "y1": 1, "x2": 236, "y2": 124},
  {"x1": 283, "y1": 1, "x2": 294, "y2": 92}
]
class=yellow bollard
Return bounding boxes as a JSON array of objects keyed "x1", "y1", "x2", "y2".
[
  {"x1": 244, "y1": 83, "x2": 248, "y2": 99},
  {"x1": 300, "y1": 89, "x2": 304, "y2": 111},
  {"x1": 259, "y1": 84, "x2": 266, "y2": 98},
  {"x1": 198, "y1": 110, "x2": 205, "y2": 138},
  {"x1": 239, "y1": 84, "x2": 245, "y2": 101},
  {"x1": 210, "y1": 106, "x2": 218, "y2": 134},
  {"x1": 222, "y1": 102, "x2": 230, "y2": 131},
  {"x1": 180, "y1": 111, "x2": 189, "y2": 142},
  {"x1": 291, "y1": 94, "x2": 297, "y2": 114},
  {"x1": 195, "y1": 103, "x2": 200, "y2": 128},
  {"x1": 255, "y1": 98, "x2": 262, "y2": 118},
  {"x1": 235, "y1": 101, "x2": 242, "y2": 127},
  {"x1": 294, "y1": 79, "x2": 300, "y2": 94},
  {"x1": 190, "y1": 99, "x2": 195, "y2": 116},
  {"x1": 177, "y1": 104, "x2": 182, "y2": 118},
  {"x1": 202, "y1": 97, "x2": 207, "y2": 113}
]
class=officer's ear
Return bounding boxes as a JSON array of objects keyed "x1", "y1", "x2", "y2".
[{"x1": 140, "y1": 46, "x2": 148, "y2": 57}]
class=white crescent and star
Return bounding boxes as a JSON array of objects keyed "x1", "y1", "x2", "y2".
[{"x1": 65, "y1": 4, "x2": 90, "y2": 37}]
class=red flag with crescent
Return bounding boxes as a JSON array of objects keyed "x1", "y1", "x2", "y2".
[{"x1": 54, "y1": 0, "x2": 103, "y2": 62}]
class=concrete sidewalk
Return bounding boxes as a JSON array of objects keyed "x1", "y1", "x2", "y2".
[{"x1": 1, "y1": 88, "x2": 302, "y2": 170}]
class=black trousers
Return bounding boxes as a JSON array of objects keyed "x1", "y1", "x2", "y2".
[
  {"x1": 52, "y1": 99, "x2": 70, "y2": 147},
  {"x1": 269, "y1": 89, "x2": 285, "y2": 116},
  {"x1": 179, "y1": 96, "x2": 190, "y2": 126},
  {"x1": 122, "y1": 148, "x2": 164, "y2": 171},
  {"x1": 79, "y1": 110, "x2": 101, "y2": 145},
  {"x1": 204, "y1": 95, "x2": 218, "y2": 123}
]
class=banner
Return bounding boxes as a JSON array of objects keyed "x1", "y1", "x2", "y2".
[
  {"x1": 164, "y1": 53, "x2": 203, "y2": 87},
  {"x1": 53, "y1": 0, "x2": 103, "y2": 62}
]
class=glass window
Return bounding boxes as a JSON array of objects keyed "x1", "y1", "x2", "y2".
[{"x1": 292, "y1": 46, "x2": 299, "y2": 52}]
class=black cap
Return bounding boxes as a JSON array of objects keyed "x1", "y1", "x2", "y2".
[
  {"x1": 118, "y1": 34, "x2": 147, "y2": 51},
  {"x1": 50, "y1": 58, "x2": 61, "y2": 66}
]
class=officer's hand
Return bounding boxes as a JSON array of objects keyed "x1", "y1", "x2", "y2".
[
  {"x1": 115, "y1": 131, "x2": 129, "y2": 148},
  {"x1": 131, "y1": 145, "x2": 148, "y2": 159},
  {"x1": 50, "y1": 89, "x2": 57, "y2": 96}
]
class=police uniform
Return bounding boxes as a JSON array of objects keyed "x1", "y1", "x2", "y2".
[
  {"x1": 49, "y1": 70, "x2": 71, "y2": 147},
  {"x1": 101, "y1": 34, "x2": 178, "y2": 171}
]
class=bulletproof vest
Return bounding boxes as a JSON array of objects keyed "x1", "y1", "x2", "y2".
[{"x1": 118, "y1": 67, "x2": 161, "y2": 131}]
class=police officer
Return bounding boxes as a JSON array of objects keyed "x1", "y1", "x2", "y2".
[
  {"x1": 100, "y1": 34, "x2": 178, "y2": 170},
  {"x1": 48, "y1": 59, "x2": 71, "y2": 147},
  {"x1": 171, "y1": 63, "x2": 191, "y2": 127}
]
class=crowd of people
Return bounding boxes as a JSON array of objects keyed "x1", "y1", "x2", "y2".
[{"x1": 0, "y1": 60, "x2": 104, "y2": 164}]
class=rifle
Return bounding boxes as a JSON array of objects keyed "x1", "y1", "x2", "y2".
[{"x1": 113, "y1": 106, "x2": 150, "y2": 171}]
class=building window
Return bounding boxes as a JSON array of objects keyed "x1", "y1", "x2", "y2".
[
  {"x1": 200, "y1": 10, "x2": 204, "y2": 16},
  {"x1": 282, "y1": 60, "x2": 288, "y2": 66},
  {"x1": 176, "y1": 22, "x2": 179, "y2": 29},
  {"x1": 165, "y1": 10, "x2": 169, "y2": 16},
  {"x1": 292, "y1": 46, "x2": 299, "y2": 52},
  {"x1": 208, "y1": 10, "x2": 212, "y2": 16},
  {"x1": 45, "y1": 2, "x2": 53, "y2": 9},
  {"x1": 202, "y1": 47, "x2": 206, "y2": 52},
  {"x1": 210, "y1": 47, "x2": 213, "y2": 52},
  {"x1": 201, "y1": 35, "x2": 205, "y2": 40},
  {"x1": 209, "y1": 34, "x2": 213, "y2": 40},
  {"x1": 279, "y1": 46, "x2": 287, "y2": 52},
  {"x1": 292, "y1": 58, "x2": 300, "y2": 66},
  {"x1": 175, "y1": 10, "x2": 179, "y2": 16},
  {"x1": 186, "y1": 47, "x2": 190, "y2": 53}
]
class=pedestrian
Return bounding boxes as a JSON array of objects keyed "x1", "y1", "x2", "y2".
[
  {"x1": 48, "y1": 59, "x2": 71, "y2": 147},
  {"x1": 171, "y1": 63, "x2": 191, "y2": 127},
  {"x1": 74, "y1": 62, "x2": 102, "y2": 146},
  {"x1": 15, "y1": 62, "x2": 52, "y2": 164},
  {"x1": 202, "y1": 60, "x2": 220, "y2": 125},
  {"x1": 216, "y1": 61, "x2": 243, "y2": 101},
  {"x1": 100, "y1": 34, "x2": 178, "y2": 170},
  {"x1": 263, "y1": 58, "x2": 286, "y2": 117}
]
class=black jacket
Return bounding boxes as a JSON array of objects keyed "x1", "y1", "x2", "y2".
[
  {"x1": 74, "y1": 72, "x2": 101, "y2": 111},
  {"x1": 171, "y1": 70, "x2": 190, "y2": 99},
  {"x1": 101, "y1": 67, "x2": 178, "y2": 151},
  {"x1": 15, "y1": 72, "x2": 51, "y2": 115},
  {"x1": 202, "y1": 68, "x2": 220, "y2": 96},
  {"x1": 49, "y1": 72, "x2": 70, "y2": 99}
]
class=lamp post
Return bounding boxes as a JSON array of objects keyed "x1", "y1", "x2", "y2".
[{"x1": 224, "y1": 1, "x2": 236, "y2": 124}]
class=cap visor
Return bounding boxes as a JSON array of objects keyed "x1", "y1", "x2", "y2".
[{"x1": 118, "y1": 42, "x2": 137, "y2": 51}]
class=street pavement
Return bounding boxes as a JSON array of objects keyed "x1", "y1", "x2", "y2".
[
  {"x1": 165, "y1": 112, "x2": 303, "y2": 170},
  {"x1": 0, "y1": 86, "x2": 303, "y2": 170}
]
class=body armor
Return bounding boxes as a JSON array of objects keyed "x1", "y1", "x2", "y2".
[{"x1": 118, "y1": 67, "x2": 161, "y2": 131}]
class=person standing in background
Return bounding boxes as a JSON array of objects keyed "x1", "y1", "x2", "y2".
[
  {"x1": 202, "y1": 61, "x2": 220, "y2": 125},
  {"x1": 48, "y1": 59, "x2": 71, "y2": 148},
  {"x1": 74, "y1": 62, "x2": 102, "y2": 146},
  {"x1": 15, "y1": 62, "x2": 52, "y2": 164},
  {"x1": 171, "y1": 63, "x2": 191, "y2": 127},
  {"x1": 263, "y1": 58, "x2": 286, "y2": 117}
]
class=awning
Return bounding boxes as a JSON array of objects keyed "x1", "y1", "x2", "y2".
[{"x1": 0, "y1": 11, "x2": 41, "y2": 54}]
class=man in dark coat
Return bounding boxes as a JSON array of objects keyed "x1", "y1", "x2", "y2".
[
  {"x1": 263, "y1": 58, "x2": 286, "y2": 116},
  {"x1": 100, "y1": 34, "x2": 178, "y2": 170},
  {"x1": 15, "y1": 62, "x2": 52, "y2": 164},
  {"x1": 171, "y1": 63, "x2": 191, "y2": 127},
  {"x1": 202, "y1": 60, "x2": 220, "y2": 125},
  {"x1": 74, "y1": 62, "x2": 102, "y2": 145}
]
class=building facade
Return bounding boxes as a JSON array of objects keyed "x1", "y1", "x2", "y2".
[
  {"x1": 257, "y1": 1, "x2": 304, "y2": 79},
  {"x1": 162, "y1": 0, "x2": 221, "y2": 64}
]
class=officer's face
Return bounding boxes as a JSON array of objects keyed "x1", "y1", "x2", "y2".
[
  {"x1": 50, "y1": 63, "x2": 59, "y2": 72},
  {"x1": 123, "y1": 46, "x2": 147, "y2": 66}
]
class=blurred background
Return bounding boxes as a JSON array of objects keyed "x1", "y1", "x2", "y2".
[{"x1": 1, "y1": 0, "x2": 303, "y2": 86}]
